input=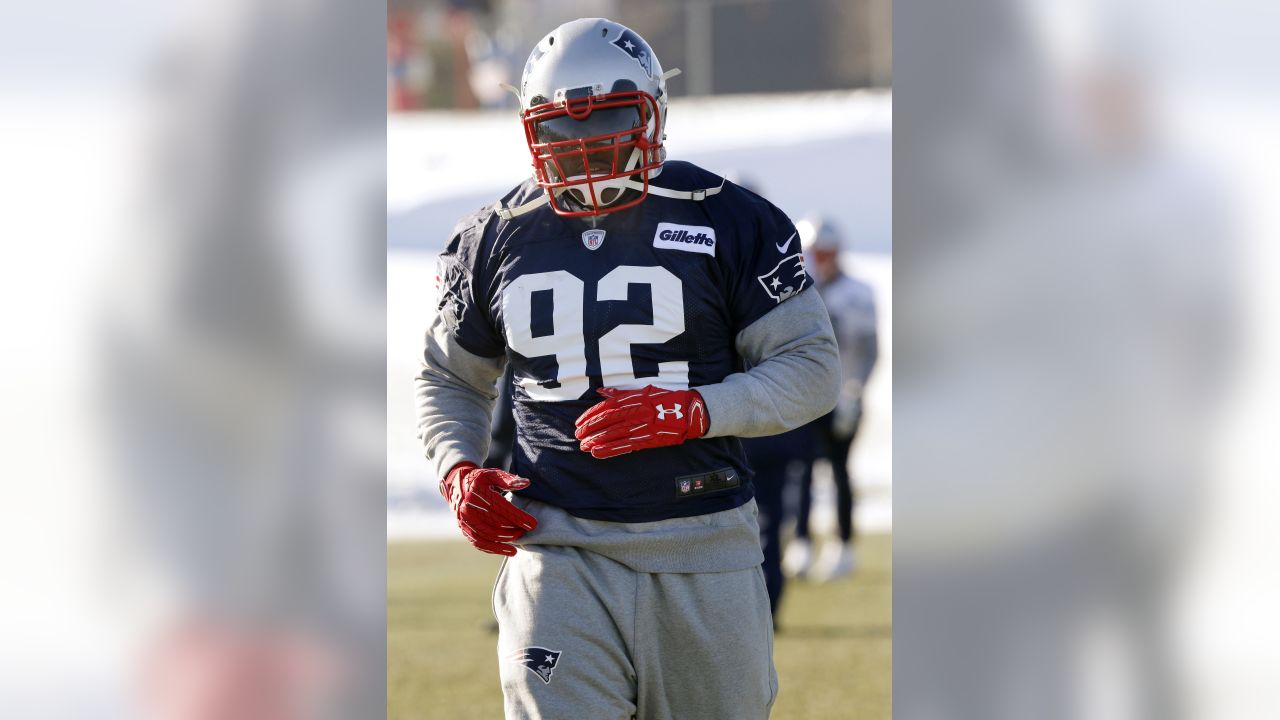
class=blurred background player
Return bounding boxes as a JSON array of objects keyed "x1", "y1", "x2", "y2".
[
  {"x1": 727, "y1": 173, "x2": 819, "y2": 623},
  {"x1": 784, "y1": 216, "x2": 879, "y2": 581},
  {"x1": 745, "y1": 424, "x2": 815, "y2": 621}
]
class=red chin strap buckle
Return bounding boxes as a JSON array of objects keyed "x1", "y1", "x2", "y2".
[{"x1": 564, "y1": 95, "x2": 594, "y2": 120}]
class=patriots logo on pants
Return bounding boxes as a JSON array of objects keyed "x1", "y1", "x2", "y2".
[
  {"x1": 757, "y1": 253, "x2": 809, "y2": 303},
  {"x1": 506, "y1": 647, "x2": 563, "y2": 684}
]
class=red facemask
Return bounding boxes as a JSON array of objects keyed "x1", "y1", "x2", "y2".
[{"x1": 521, "y1": 90, "x2": 663, "y2": 217}]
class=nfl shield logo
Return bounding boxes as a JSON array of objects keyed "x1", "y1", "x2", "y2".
[
  {"x1": 582, "y1": 229, "x2": 606, "y2": 251},
  {"x1": 679, "y1": 480, "x2": 691, "y2": 494}
]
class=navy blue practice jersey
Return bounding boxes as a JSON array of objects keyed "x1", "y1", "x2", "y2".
[{"x1": 435, "y1": 161, "x2": 812, "y2": 522}]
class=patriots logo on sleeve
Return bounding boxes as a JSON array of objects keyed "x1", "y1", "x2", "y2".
[
  {"x1": 506, "y1": 647, "x2": 563, "y2": 684},
  {"x1": 757, "y1": 253, "x2": 810, "y2": 303}
]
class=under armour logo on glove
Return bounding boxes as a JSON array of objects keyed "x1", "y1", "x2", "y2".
[{"x1": 574, "y1": 385, "x2": 709, "y2": 459}]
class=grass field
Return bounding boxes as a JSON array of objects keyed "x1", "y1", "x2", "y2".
[{"x1": 389, "y1": 534, "x2": 891, "y2": 719}]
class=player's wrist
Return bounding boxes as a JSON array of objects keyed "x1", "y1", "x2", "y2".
[
  {"x1": 446, "y1": 460, "x2": 479, "y2": 478},
  {"x1": 685, "y1": 382, "x2": 742, "y2": 438},
  {"x1": 440, "y1": 461, "x2": 479, "y2": 499},
  {"x1": 687, "y1": 388, "x2": 709, "y2": 439}
]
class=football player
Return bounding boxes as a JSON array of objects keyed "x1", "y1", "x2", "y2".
[
  {"x1": 416, "y1": 18, "x2": 840, "y2": 719},
  {"x1": 783, "y1": 216, "x2": 880, "y2": 582}
]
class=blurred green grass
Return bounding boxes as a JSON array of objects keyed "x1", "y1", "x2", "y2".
[{"x1": 389, "y1": 534, "x2": 890, "y2": 719}]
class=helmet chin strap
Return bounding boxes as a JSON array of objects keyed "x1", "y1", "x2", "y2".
[
  {"x1": 564, "y1": 146, "x2": 645, "y2": 208},
  {"x1": 499, "y1": 169, "x2": 721, "y2": 221}
]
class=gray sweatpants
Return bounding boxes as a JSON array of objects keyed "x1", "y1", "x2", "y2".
[{"x1": 493, "y1": 498, "x2": 778, "y2": 720}]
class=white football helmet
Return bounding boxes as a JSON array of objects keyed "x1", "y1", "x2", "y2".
[{"x1": 517, "y1": 18, "x2": 677, "y2": 217}]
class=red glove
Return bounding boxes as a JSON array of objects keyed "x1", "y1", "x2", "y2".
[
  {"x1": 574, "y1": 385, "x2": 709, "y2": 459},
  {"x1": 439, "y1": 462, "x2": 538, "y2": 556}
]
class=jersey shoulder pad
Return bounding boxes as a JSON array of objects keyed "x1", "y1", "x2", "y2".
[
  {"x1": 491, "y1": 178, "x2": 549, "y2": 222},
  {"x1": 444, "y1": 208, "x2": 500, "y2": 272},
  {"x1": 446, "y1": 205, "x2": 492, "y2": 245},
  {"x1": 445, "y1": 178, "x2": 542, "y2": 247},
  {"x1": 710, "y1": 174, "x2": 774, "y2": 210},
  {"x1": 702, "y1": 179, "x2": 792, "y2": 243},
  {"x1": 652, "y1": 160, "x2": 724, "y2": 191}
]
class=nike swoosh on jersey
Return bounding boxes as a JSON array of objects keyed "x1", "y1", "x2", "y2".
[{"x1": 775, "y1": 232, "x2": 796, "y2": 253}]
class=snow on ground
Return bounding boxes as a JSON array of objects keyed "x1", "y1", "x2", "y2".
[{"x1": 388, "y1": 91, "x2": 891, "y2": 541}]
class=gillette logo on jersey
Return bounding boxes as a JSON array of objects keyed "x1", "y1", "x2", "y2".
[{"x1": 653, "y1": 222, "x2": 716, "y2": 256}]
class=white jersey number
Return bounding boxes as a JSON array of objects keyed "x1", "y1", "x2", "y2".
[{"x1": 502, "y1": 266, "x2": 686, "y2": 401}]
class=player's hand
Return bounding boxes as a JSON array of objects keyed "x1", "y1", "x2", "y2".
[
  {"x1": 439, "y1": 462, "x2": 538, "y2": 556},
  {"x1": 574, "y1": 385, "x2": 709, "y2": 459}
]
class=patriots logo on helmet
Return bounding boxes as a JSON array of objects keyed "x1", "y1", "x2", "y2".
[
  {"x1": 611, "y1": 29, "x2": 653, "y2": 79},
  {"x1": 506, "y1": 647, "x2": 563, "y2": 684},
  {"x1": 757, "y1": 253, "x2": 810, "y2": 303},
  {"x1": 521, "y1": 43, "x2": 548, "y2": 97}
]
